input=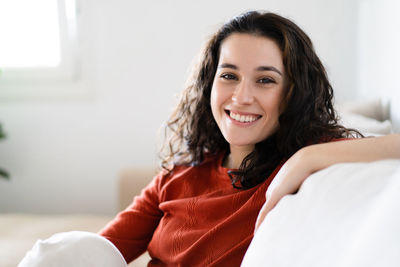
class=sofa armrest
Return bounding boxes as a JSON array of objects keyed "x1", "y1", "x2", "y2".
[
  {"x1": 118, "y1": 168, "x2": 156, "y2": 211},
  {"x1": 242, "y1": 159, "x2": 400, "y2": 267}
]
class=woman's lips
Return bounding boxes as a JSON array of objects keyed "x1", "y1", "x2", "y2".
[{"x1": 225, "y1": 109, "x2": 262, "y2": 126}]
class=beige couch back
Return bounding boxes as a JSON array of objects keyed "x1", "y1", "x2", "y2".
[{"x1": 118, "y1": 168, "x2": 157, "y2": 211}]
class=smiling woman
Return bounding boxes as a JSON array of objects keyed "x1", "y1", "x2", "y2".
[
  {"x1": 211, "y1": 33, "x2": 285, "y2": 168},
  {"x1": 160, "y1": 11, "x2": 359, "y2": 190},
  {"x1": 18, "y1": 10, "x2": 400, "y2": 267},
  {"x1": 98, "y1": 10, "x2": 399, "y2": 265},
  {"x1": 98, "y1": 11, "x2": 370, "y2": 266}
]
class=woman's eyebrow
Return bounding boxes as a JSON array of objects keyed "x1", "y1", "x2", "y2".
[
  {"x1": 256, "y1": 66, "x2": 282, "y2": 76},
  {"x1": 218, "y1": 63, "x2": 238, "y2": 69},
  {"x1": 218, "y1": 63, "x2": 282, "y2": 76}
]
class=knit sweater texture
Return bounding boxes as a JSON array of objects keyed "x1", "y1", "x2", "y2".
[{"x1": 99, "y1": 153, "x2": 283, "y2": 266}]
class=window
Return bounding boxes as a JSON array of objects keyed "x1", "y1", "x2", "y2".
[
  {"x1": 0, "y1": 0, "x2": 61, "y2": 68},
  {"x1": 0, "y1": 0, "x2": 89, "y2": 99}
]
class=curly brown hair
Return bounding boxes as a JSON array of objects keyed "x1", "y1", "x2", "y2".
[{"x1": 160, "y1": 11, "x2": 360, "y2": 189}]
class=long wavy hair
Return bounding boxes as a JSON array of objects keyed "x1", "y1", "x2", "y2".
[{"x1": 160, "y1": 11, "x2": 360, "y2": 189}]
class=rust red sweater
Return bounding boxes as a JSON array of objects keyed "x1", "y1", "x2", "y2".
[{"x1": 99, "y1": 153, "x2": 283, "y2": 266}]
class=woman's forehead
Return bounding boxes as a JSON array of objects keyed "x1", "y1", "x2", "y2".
[{"x1": 218, "y1": 33, "x2": 284, "y2": 74}]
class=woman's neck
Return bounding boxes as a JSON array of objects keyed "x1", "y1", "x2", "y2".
[{"x1": 223, "y1": 145, "x2": 254, "y2": 169}]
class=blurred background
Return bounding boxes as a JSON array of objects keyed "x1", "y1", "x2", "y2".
[{"x1": 0, "y1": 0, "x2": 399, "y2": 216}]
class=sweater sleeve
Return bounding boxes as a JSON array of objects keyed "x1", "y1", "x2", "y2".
[{"x1": 98, "y1": 173, "x2": 164, "y2": 263}]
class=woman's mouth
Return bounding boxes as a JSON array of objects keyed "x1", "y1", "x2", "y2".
[{"x1": 225, "y1": 110, "x2": 262, "y2": 123}]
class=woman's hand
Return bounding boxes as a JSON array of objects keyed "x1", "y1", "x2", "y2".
[
  {"x1": 254, "y1": 134, "x2": 400, "y2": 232},
  {"x1": 255, "y1": 148, "x2": 312, "y2": 231}
]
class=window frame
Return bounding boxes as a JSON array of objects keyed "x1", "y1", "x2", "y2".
[{"x1": 0, "y1": 0, "x2": 92, "y2": 100}]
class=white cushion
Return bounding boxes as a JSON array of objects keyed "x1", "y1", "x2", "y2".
[
  {"x1": 336, "y1": 98, "x2": 393, "y2": 135},
  {"x1": 340, "y1": 111, "x2": 393, "y2": 136},
  {"x1": 18, "y1": 231, "x2": 127, "y2": 267},
  {"x1": 337, "y1": 98, "x2": 390, "y2": 122},
  {"x1": 242, "y1": 160, "x2": 400, "y2": 267}
]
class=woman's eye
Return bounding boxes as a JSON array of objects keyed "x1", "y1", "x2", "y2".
[
  {"x1": 258, "y1": 77, "x2": 275, "y2": 84},
  {"x1": 220, "y1": 73, "x2": 237, "y2": 80}
]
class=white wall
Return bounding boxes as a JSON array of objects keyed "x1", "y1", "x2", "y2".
[
  {"x1": 0, "y1": 0, "x2": 360, "y2": 215},
  {"x1": 356, "y1": 0, "x2": 400, "y2": 131}
]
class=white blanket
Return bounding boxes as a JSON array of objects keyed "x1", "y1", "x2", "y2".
[{"x1": 242, "y1": 159, "x2": 400, "y2": 267}]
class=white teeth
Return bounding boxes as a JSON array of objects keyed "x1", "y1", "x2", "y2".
[{"x1": 229, "y1": 111, "x2": 259, "y2": 123}]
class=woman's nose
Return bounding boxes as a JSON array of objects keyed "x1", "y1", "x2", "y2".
[{"x1": 232, "y1": 81, "x2": 254, "y2": 105}]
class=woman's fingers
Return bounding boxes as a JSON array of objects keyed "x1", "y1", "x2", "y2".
[
  {"x1": 254, "y1": 202, "x2": 268, "y2": 231},
  {"x1": 254, "y1": 192, "x2": 280, "y2": 231},
  {"x1": 254, "y1": 148, "x2": 312, "y2": 232},
  {"x1": 254, "y1": 173, "x2": 302, "y2": 232}
]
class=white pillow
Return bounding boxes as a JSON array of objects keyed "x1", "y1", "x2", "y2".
[
  {"x1": 18, "y1": 231, "x2": 127, "y2": 267},
  {"x1": 337, "y1": 98, "x2": 390, "y2": 121},
  {"x1": 336, "y1": 98, "x2": 393, "y2": 135},
  {"x1": 241, "y1": 160, "x2": 400, "y2": 267},
  {"x1": 339, "y1": 111, "x2": 393, "y2": 136}
]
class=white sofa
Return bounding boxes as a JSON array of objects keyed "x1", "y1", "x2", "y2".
[
  {"x1": 242, "y1": 159, "x2": 400, "y2": 267},
  {"x1": 6, "y1": 160, "x2": 399, "y2": 267},
  {"x1": 1, "y1": 99, "x2": 397, "y2": 266},
  {"x1": 241, "y1": 99, "x2": 400, "y2": 266}
]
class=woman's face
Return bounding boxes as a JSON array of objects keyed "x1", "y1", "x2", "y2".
[{"x1": 210, "y1": 33, "x2": 286, "y2": 151}]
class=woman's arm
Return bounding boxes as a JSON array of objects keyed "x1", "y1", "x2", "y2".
[{"x1": 255, "y1": 134, "x2": 400, "y2": 231}]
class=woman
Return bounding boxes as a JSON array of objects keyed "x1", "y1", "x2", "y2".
[
  {"x1": 19, "y1": 10, "x2": 399, "y2": 267},
  {"x1": 99, "y1": 11, "x2": 400, "y2": 266}
]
